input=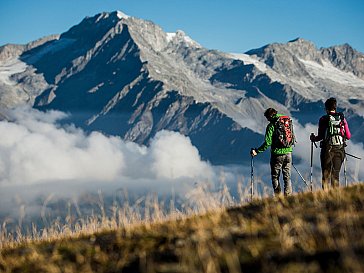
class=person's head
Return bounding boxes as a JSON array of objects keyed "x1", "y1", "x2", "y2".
[
  {"x1": 264, "y1": 108, "x2": 277, "y2": 121},
  {"x1": 325, "y1": 97, "x2": 337, "y2": 112}
]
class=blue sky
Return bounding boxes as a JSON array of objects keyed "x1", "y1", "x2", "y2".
[{"x1": 1, "y1": 0, "x2": 363, "y2": 53}]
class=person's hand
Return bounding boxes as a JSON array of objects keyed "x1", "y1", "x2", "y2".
[
  {"x1": 310, "y1": 133, "x2": 316, "y2": 142},
  {"x1": 250, "y1": 148, "x2": 258, "y2": 157}
]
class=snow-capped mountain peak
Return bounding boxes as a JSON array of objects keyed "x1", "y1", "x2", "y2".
[
  {"x1": 1, "y1": 11, "x2": 364, "y2": 164},
  {"x1": 116, "y1": 10, "x2": 130, "y2": 19},
  {"x1": 166, "y1": 30, "x2": 202, "y2": 48}
]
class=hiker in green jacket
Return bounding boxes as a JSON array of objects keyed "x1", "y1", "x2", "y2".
[{"x1": 250, "y1": 108, "x2": 294, "y2": 196}]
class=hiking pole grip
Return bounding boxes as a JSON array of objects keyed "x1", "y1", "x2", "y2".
[{"x1": 310, "y1": 133, "x2": 318, "y2": 148}]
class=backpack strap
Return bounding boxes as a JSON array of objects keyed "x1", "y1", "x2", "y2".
[{"x1": 338, "y1": 112, "x2": 344, "y2": 121}]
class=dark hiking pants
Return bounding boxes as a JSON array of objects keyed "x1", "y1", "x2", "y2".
[
  {"x1": 320, "y1": 145, "x2": 345, "y2": 190},
  {"x1": 270, "y1": 153, "x2": 292, "y2": 196}
]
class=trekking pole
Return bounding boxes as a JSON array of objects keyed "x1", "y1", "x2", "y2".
[
  {"x1": 344, "y1": 154, "x2": 348, "y2": 187},
  {"x1": 345, "y1": 153, "x2": 362, "y2": 160},
  {"x1": 310, "y1": 133, "x2": 315, "y2": 192},
  {"x1": 292, "y1": 163, "x2": 309, "y2": 188},
  {"x1": 343, "y1": 152, "x2": 361, "y2": 187},
  {"x1": 250, "y1": 154, "x2": 254, "y2": 201}
]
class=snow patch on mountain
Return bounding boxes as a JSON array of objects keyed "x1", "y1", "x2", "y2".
[
  {"x1": 0, "y1": 57, "x2": 27, "y2": 86},
  {"x1": 166, "y1": 31, "x2": 202, "y2": 48},
  {"x1": 229, "y1": 52, "x2": 315, "y2": 89},
  {"x1": 228, "y1": 53, "x2": 269, "y2": 73},
  {"x1": 116, "y1": 10, "x2": 130, "y2": 19},
  {"x1": 299, "y1": 58, "x2": 364, "y2": 88},
  {"x1": 229, "y1": 51, "x2": 364, "y2": 106}
]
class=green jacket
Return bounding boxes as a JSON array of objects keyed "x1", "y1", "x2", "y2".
[{"x1": 256, "y1": 113, "x2": 293, "y2": 155}]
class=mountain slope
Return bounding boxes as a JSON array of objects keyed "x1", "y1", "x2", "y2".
[
  {"x1": 1, "y1": 11, "x2": 364, "y2": 164},
  {"x1": 1, "y1": 183, "x2": 364, "y2": 272}
]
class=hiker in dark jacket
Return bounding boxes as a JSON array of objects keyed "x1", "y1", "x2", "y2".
[
  {"x1": 310, "y1": 97, "x2": 351, "y2": 190},
  {"x1": 251, "y1": 108, "x2": 294, "y2": 196}
]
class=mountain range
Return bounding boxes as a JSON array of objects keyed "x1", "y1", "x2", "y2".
[{"x1": 1, "y1": 10, "x2": 364, "y2": 164}]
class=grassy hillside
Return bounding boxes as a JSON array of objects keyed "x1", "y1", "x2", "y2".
[{"x1": 1, "y1": 183, "x2": 364, "y2": 273}]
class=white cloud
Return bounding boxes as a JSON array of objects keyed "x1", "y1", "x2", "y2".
[
  {"x1": 0, "y1": 107, "x2": 220, "y2": 226},
  {"x1": 149, "y1": 130, "x2": 213, "y2": 179},
  {"x1": 0, "y1": 106, "x2": 214, "y2": 187}
]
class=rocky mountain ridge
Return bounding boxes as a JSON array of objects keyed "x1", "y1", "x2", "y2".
[{"x1": 1, "y1": 11, "x2": 364, "y2": 164}]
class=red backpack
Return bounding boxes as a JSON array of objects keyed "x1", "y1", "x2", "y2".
[{"x1": 273, "y1": 116, "x2": 295, "y2": 148}]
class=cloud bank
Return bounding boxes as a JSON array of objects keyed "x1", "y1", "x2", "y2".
[
  {"x1": 0, "y1": 107, "x2": 220, "y2": 226},
  {"x1": 0, "y1": 107, "x2": 213, "y2": 187},
  {"x1": 0, "y1": 107, "x2": 362, "y2": 229}
]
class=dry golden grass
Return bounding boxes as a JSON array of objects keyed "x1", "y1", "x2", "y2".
[{"x1": 1, "y1": 182, "x2": 364, "y2": 273}]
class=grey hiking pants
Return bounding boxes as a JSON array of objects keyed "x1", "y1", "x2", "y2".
[{"x1": 270, "y1": 153, "x2": 292, "y2": 196}]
